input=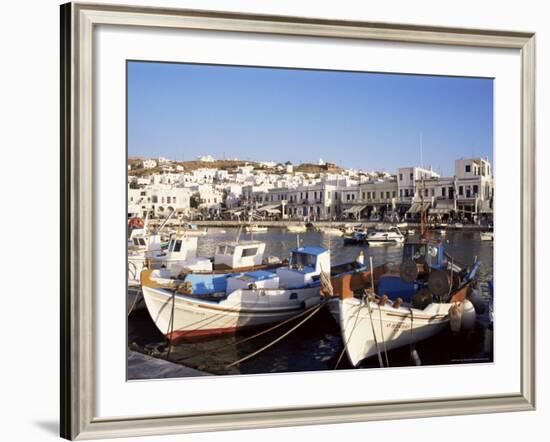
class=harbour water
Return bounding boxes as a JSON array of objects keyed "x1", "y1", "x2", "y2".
[{"x1": 128, "y1": 227, "x2": 493, "y2": 378}]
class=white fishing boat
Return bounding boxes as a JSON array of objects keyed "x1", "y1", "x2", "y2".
[
  {"x1": 286, "y1": 224, "x2": 307, "y2": 233},
  {"x1": 480, "y1": 231, "x2": 494, "y2": 241},
  {"x1": 245, "y1": 224, "x2": 268, "y2": 233},
  {"x1": 339, "y1": 287, "x2": 475, "y2": 366},
  {"x1": 141, "y1": 247, "x2": 332, "y2": 339},
  {"x1": 365, "y1": 226, "x2": 405, "y2": 244}
]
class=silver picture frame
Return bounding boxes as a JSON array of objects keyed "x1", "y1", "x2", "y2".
[{"x1": 60, "y1": 2, "x2": 536, "y2": 439}]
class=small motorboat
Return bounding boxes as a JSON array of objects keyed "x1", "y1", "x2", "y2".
[
  {"x1": 343, "y1": 228, "x2": 369, "y2": 245},
  {"x1": 182, "y1": 223, "x2": 208, "y2": 236},
  {"x1": 287, "y1": 224, "x2": 307, "y2": 233},
  {"x1": 245, "y1": 224, "x2": 268, "y2": 233},
  {"x1": 365, "y1": 226, "x2": 405, "y2": 245},
  {"x1": 480, "y1": 231, "x2": 494, "y2": 241}
]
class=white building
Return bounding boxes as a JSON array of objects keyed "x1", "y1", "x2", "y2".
[
  {"x1": 128, "y1": 185, "x2": 191, "y2": 218},
  {"x1": 197, "y1": 155, "x2": 215, "y2": 162},
  {"x1": 141, "y1": 159, "x2": 157, "y2": 169}
]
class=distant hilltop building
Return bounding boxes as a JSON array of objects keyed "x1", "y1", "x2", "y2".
[
  {"x1": 158, "y1": 156, "x2": 171, "y2": 164},
  {"x1": 318, "y1": 158, "x2": 326, "y2": 166},
  {"x1": 141, "y1": 159, "x2": 157, "y2": 169},
  {"x1": 197, "y1": 155, "x2": 215, "y2": 162}
]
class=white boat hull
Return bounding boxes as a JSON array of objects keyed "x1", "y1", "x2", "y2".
[
  {"x1": 340, "y1": 297, "x2": 452, "y2": 366},
  {"x1": 142, "y1": 285, "x2": 321, "y2": 339},
  {"x1": 287, "y1": 226, "x2": 307, "y2": 233}
]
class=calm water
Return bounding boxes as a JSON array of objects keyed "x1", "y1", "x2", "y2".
[{"x1": 128, "y1": 228, "x2": 494, "y2": 377}]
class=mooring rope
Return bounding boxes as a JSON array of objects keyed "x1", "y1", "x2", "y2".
[
  {"x1": 166, "y1": 290, "x2": 176, "y2": 358},
  {"x1": 334, "y1": 300, "x2": 363, "y2": 369},
  {"x1": 377, "y1": 302, "x2": 390, "y2": 368},
  {"x1": 170, "y1": 300, "x2": 324, "y2": 363},
  {"x1": 224, "y1": 300, "x2": 327, "y2": 369},
  {"x1": 365, "y1": 292, "x2": 385, "y2": 368},
  {"x1": 127, "y1": 287, "x2": 142, "y2": 317}
]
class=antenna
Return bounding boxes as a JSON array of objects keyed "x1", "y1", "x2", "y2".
[{"x1": 420, "y1": 133, "x2": 424, "y2": 169}]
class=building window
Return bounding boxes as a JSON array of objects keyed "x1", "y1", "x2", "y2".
[
  {"x1": 167, "y1": 196, "x2": 171, "y2": 204},
  {"x1": 459, "y1": 186, "x2": 463, "y2": 196},
  {"x1": 473, "y1": 185, "x2": 479, "y2": 195},
  {"x1": 405, "y1": 189, "x2": 409, "y2": 197},
  {"x1": 173, "y1": 197, "x2": 176, "y2": 203},
  {"x1": 392, "y1": 191, "x2": 396, "y2": 198},
  {"x1": 399, "y1": 189, "x2": 403, "y2": 197},
  {"x1": 410, "y1": 173, "x2": 413, "y2": 180},
  {"x1": 442, "y1": 187, "x2": 446, "y2": 197},
  {"x1": 352, "y1": 194, "x2": 355, "y2": 200},
  {"x1": 425, "y1": 189, "x2": 429, "y2": 197},
  {"x1": 430, "y1": 189, "x2": 434, "y2": 196},
  {"x1": 346, "y1": 194, "x2": 350, "y2": 201},
  {"x1": 386, "y1": 191, "x2": 390, "y2": 199},
  {"x1": 362, "y1": 192, "x2": 365, "y2": 200},
  {"x1": 399, "y1": 173, "x2": 403, "y2": 181},
  {"x1": 465, "y1": 165, "x2": 471, "y2": 173}
]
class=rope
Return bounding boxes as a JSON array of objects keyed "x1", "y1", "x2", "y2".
[
  {"x1": 408, "y1": 307, "x2": 417, "y2": 365},
  {"x1": 365, "y1": 292, "x2": 384, "y2": 368},
  {"x1": 224, "y1": 300, "x2": 326, "y2": 369},
  {"x1": 376, "y1": 302, "x2": 390, "y2": 368},
  {"x1": 166, "y1": 291, "x2": 176, "y2": 358},
  {"x1": 170, "y1": 300, "x2": 324, "y2": 363},
  {"x1": 127, "y1": 287, "x2": 142, "y2": 317},
  {"x1": 334, "y1": 301, "x2": 362, "y2": 369}
]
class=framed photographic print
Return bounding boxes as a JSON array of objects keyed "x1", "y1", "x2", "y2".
[{"x1": 60, "y1": 2, "x2": 536, "y2": 440}]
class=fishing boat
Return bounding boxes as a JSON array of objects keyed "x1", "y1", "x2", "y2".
[
  {"x1": 245, "y1": 224, "x2": 268, "y2": 233},
  {"x1": 335, "y1": 234, "x2": 481, "y2": 366},
  {"x1": 287, "y1": 224, "x2": 307, "y2": 233},
  {"x1": 480, "y1": 231, "x2": 494, "y2": 241},
  {"x1": 365, "y1": 226, "x2": 405, "y2": 245},
  {"x1": 141, "y1": 246, "x2": 366, "y2": 339},
  {"x1": 339, "y1": 284, "x2": 476, "y2": 366}
]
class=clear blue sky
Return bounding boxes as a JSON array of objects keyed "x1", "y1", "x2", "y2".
[{"x1": 128, "y1": 61, "x2": 493, "y2": 176}]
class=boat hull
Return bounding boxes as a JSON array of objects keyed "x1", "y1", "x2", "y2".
[
  {"x1": 142, "y1": 285, "x2": 321, "y2": 339},
  {"x1": 340, "y1": 297, "x2": 451, "y2": 366}
]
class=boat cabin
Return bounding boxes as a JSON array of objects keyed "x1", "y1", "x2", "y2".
[
  {"x1": 128, "y1": 228, "x2": 162, "y2": 253},
  {"x1": 214, "y1": 241, "x2": 266, "y2": 269},
  {"x1": 164, "y1": 233, "x2": 199, "y2": 261},
  {"x1": 276, "y1": 246, "x2": 330, "y2": 288},
  {"x1": 402, "y1": 238, "x2": 445, "y2": 270}
]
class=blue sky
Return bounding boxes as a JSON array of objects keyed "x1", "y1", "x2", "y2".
[{"x1": 128, "y1": 61, "x2": 493, "y2": 176}]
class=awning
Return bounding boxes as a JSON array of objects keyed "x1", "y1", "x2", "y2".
[
  {"x1": 257, "y1": 204, "x2": 281, "y2": 214},
  {"x1": 224, "y1": 208, "x2": 243, "y2": 216},
  {"x1": 431, "y1": 200, "x2": 455, "y2": 214},
  {"x1": 407, "y1": 202, "x2": 430, "y2": 214},
  {"x1": 342, "y1": 205, "x2": 366, "y2": 215}
]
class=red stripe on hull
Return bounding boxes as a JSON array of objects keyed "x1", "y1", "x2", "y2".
[{"x1": 166, "y1": 325, "x2": 254, "y2": 341}]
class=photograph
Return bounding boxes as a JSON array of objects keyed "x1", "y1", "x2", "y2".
[{"x1": 126, "y1": 61, "x2": 495, "y2": 380}]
